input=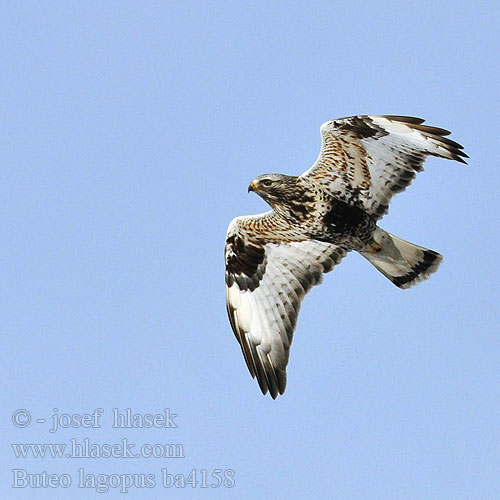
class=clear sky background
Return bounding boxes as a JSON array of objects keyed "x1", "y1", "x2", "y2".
[{"x1": 1, "y1": 1, "x2": 499, "y2": 499}]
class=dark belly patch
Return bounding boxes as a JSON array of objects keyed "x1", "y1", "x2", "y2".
[{"x1": 323, "y1": 199, "x2": 369, "y2": 234}]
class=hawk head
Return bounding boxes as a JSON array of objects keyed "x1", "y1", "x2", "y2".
[{"x1": 248, "y1": 174, "x2": 298, "y2": 208}]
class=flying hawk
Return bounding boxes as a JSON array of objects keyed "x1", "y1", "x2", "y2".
[{"x1": 225, "y1": 115, "x2": 467, "y2": 398}]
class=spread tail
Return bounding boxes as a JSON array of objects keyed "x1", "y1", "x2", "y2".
[{"x1": 361, "y1": 229, "x2": 443, "y2": 289}]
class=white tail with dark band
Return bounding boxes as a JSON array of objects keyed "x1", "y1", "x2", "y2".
[{"x1": 361, "y1": 229, "x2": 443, "y2": 289}]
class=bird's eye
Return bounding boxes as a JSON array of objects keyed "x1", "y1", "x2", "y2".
[{"x1": 262, "y1": 179, "x2": 273, "y2": 187}]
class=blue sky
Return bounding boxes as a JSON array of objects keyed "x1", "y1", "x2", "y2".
[{"x1": 2, "y1": 1, "x2": 499, "y2": 498}]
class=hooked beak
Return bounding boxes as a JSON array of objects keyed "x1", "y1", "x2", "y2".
[{"x1": 248, "y1": 181, "x2": 257, "y2": 193}]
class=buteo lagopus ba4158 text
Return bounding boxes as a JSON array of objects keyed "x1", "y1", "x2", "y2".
[{"x1": 225, "y1": 115, "x2": 467, "y2": 399}]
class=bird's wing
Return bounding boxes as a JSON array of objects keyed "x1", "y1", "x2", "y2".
[
  {"x1": 225, "y1": 218, "x2": 347, "y2": 398},
  {"x1": 301, "y1": 115, "x2": 468, "y2": 219}
]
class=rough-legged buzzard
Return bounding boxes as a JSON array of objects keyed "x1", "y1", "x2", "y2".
[{"x1": 225, "y1": 115, "x2": 467, "y2": 398}]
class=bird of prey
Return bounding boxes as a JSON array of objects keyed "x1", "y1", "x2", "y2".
[{"x1": 225, "y1": 115, "x2": 467, "y2": 398}]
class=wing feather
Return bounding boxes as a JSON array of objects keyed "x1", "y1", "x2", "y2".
[
  {"x1": 225, "y1": 219, "x2": 346, "y2": 398},
  {"x1": 301, "y1": 115, "x2": 468, "y2": 219}
]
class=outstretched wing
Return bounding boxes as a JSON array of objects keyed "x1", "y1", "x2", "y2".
[
  {"x1": 225, "y1": 219, "x2": 346, "y2": 398},
  {"x1": 301, "y1": 115, "x2": 468, "y2": 219}
]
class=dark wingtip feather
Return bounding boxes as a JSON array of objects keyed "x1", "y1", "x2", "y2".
[
  {"x1": 438, "y1": 135, "x2": 466, "y2": 150},
  {"x1": 383, "y1": 116, "x2": 468, "y2": 162},
  {"x1": 438, "y1": 138, "x2": 469, "y2": 164},
  {"x1": 383, "y1": 115, "x2": 425, "y2": 124},
  {"x1": 405, "y1": 117, "x2": 468, "y2": 165},
  {"x1": 414, "y1": 124, "x2": 452, "y2": 136}
]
